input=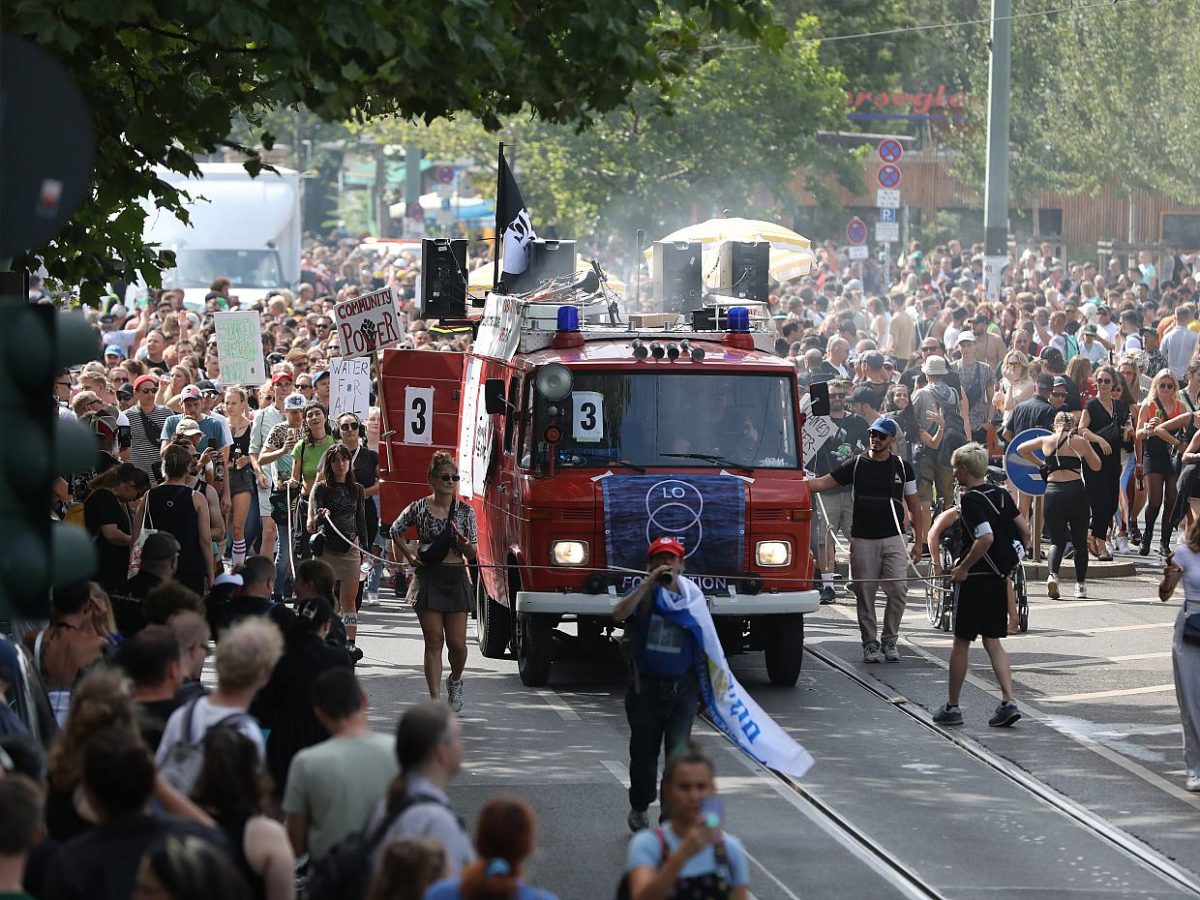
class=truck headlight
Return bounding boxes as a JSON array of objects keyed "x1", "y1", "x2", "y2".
[
  {"x1": 755, "y1": 541, "x2": 791, "y2": 567},
  {"x1": 551, "y1": 540, "x2": 589, "y2": 566}
]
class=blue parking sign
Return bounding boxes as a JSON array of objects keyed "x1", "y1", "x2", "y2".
[
  {"x1": 1004, "y1": 428, "x2": 1051, "y2": 496},
  {"x1": 878, "y1": 207, "x2": 896, "y2": 223}
]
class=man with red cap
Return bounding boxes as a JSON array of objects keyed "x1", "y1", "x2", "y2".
[
  {"x1": 128, "y1": 374, "x2": 173, "y2": 485},
  {"x1": 612, "y1": 536, "x2": 703, "y2": 833}
]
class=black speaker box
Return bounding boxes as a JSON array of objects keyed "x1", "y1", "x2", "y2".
[
  {"x1": 652, "y1": 241, "x2": 703, "y2": 313},
  {"x1": 520, "y1": 239, "x2": 577, "y2": 292},
  {"x1": 420, "y1": 239, "x2": 468, "y2": 318},
  {"x1": 717, "y1": 241, "x2": 770, "y2": 302}
]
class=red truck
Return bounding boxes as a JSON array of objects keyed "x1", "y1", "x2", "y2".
[{"x1": 379, "y1": 295, "x2": 818, "y2": 687}]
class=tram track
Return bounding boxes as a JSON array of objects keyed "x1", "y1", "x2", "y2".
[{"x1": 789, "y1": 642, "x2": 1200, "y2": 898}]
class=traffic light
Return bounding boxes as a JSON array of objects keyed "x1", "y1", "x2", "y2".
[{"x1": 0, "y1": 280, "x2": 99, "y2": 623}]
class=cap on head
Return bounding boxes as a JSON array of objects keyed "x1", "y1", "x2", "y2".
[
  {"x1": 271, "y1": 371, "x2": 294, "y2": 386},
  {"x1": 869, "y1": 417, "x2": 899, "y2": 438},
  {"x1": 647, "y1": 537, "x2": 685, "y2": 560},
  {"x1": 955, "y1": 332, "x2": 976, "y2": 346},
  {"x1": 104, "y1": 344, "x2": 125, "y2": 358},
  {"x1": 132, "y1": 374, "x2": 158, "y2": 392},
  {"x1": 312, "y1": 370, "x2": 330, "y2": 385},
  {"x1": 847, "y1": 385, "x2": 877, "y2": 405},
  {"x1": 922, "y1": 354, "x2": 949, "y2": 376},
  {"x1": 284, "y1": 392, "x2": 307, "y2": 411},
  {"x1": 196, "y1": 380, "x2": 220, "y2": 397},
  {"x1": 179, "y1": 385, "x2": 202, "y2": 401},
  {"x1": 863, "y1": 351, "x2": 885, "y2": 370},
  {"x1": 141, "y1": 531, "x2": 181, "y2": 563},
  {"x1": 174, "y1": 417, "x2": 202, "y2": 437}
]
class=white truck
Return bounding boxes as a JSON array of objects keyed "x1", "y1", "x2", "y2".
[{"x1": 140, "y1": 162, "x2": 301, "y2": 309}]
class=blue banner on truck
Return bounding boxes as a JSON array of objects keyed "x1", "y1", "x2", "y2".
[{"x1": 602, "y1": 475, "x2": 746, "y2": 593}]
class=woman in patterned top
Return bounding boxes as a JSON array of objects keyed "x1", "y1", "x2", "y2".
[
  {"x1": 308, "y1": 444, "x2": 367, "y2": 661},
  {"x1": 390, "y1": 451, "x2": 478, "y2": 712}
]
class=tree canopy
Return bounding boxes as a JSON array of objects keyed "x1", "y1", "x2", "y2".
[{"x1": 5, "y1": 0, "x2": 786, "y2": 300}]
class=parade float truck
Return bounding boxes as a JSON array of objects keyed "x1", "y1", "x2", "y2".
[{"x1": 378, "y1": 278, "x2": 819, "y2": 687}]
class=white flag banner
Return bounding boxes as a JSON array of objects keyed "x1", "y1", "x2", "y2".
[{"x1": 656, "y1": 576, "x2": 814, "y2": 778}]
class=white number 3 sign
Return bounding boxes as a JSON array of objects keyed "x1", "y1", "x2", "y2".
[
  {"x1": 572, "y1": 391, "x2": 604, "y2": 442},
  {"x1": 404, "y1": 386, "x2": 434, "y2": 445}
]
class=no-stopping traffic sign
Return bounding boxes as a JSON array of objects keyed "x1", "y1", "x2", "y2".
[
  {"x1": 877, "y1": 164, "x2": 902, "y2": 189},
  {"x1": 877, "y1": 139, "x2": 904, "y2": 164},
  {"x1": 846, "y1": 217, "x2": 867, "y2": 245}
]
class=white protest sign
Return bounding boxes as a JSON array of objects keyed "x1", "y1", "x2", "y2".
[
  {"x1": 802, "y1": 415, "x2": 836, "y2": 467},
  {"x1": 474, "y1": 292, "x2": 523, "y2": 362},
  {"x1": 333, "y1": 286, "x2": 403, "y2": 358},
  {"x1": 404, "y1": 386, "x2": 435, "y2": 446},
  {"x1": 214, "y1": 311, "x2": 266, "y2": 385},
  {"x1": 328, "y1": 356, "x2": 372, "y2": 420}
]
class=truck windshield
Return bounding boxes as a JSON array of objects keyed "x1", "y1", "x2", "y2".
[
  {"x1": 169, "y1": 250, "x2": 285, "y2": 289},
  {"x1": 534, "y1": 371, "x2": 799, "y2": 470}
]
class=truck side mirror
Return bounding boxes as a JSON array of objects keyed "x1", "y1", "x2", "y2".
[
  {"x1": 483, "y1": 378, "x2": 507, "y2": 415},
  {"x1": 808, "y1": 380, "x2": 831, "y2": 417}
]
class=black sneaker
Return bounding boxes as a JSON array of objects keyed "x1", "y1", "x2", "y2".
[
  {"x1": 819, "y1": 586, "x2": 836, "y2": 604},
  {"x1": 988, "y1": 701, "x2": 1021, "y2": 727},
  {"x1": 932, "y1": 704, "x2": 964, "y2": 726},
  {"x1": 627, "y1": 809, "x2": 649, "y2": 833},
  {"x1": 349, "y1": 644, "x2": 364, "y2": 663}
]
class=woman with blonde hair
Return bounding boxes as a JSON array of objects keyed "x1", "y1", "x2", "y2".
[
  {"x1": 366, "y1": 839, "x2": 447, "y2": 900},
  {"x1": 162, "y1": 364, "x2": 193, "y2": 412},
  {"x1": 1136, "y1": 369, "x2": 1187, "y2": 556},
  {"x1": 999, "y1": 351, "x2": 1034, "y2": 415},
  {"x1": 1019, "y1": 411, "x2": 1102, "y2": 599}
]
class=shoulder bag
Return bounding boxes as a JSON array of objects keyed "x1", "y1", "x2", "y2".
[
  {"x1": 127, "y1": 498, "x2": 158, "y2": 580},
  {"x1": 418, "y1": 498, "x2": 458, "y2": 566}
]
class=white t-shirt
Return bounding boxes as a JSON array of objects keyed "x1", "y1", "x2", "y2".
[{"x1": 155, "y1": 696, "x2": 265, "y2": 766}]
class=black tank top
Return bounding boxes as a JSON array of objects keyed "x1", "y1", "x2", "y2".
[
  {"x1": 1043, "y1": 434, "x2": 1083, "y2": 474},
  {"x1": 147, "y1": 484, "x2": 204, "y2": 581}
]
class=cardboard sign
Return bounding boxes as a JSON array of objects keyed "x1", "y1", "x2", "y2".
[
  {"x1": 328, "y1": 356, "x2": 371, "y2": 420},
  {"x1": 333, "y1": 286, "x2": 403, "y2": 358},
  {"x1": 802, "y1": 414, "x2": 836, "y2": 467},
  {"x1": 474, "y1": 292, "x2": 523, "y2": 362},
  {"x1": 213, "y1": 311, "x2": 266, "y2": 385}
]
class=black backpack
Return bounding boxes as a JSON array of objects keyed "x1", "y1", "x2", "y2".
[
  {"x1": 958, "y1": 485, "x2": 1019, "y2": 575},
  {"x1": 306, "y1": 794, "x2": 452, "y2": 900}
]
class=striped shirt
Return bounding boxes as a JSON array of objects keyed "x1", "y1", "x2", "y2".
[{"x1": 128, "y1": 405, "x2": 172, "y2": 485}]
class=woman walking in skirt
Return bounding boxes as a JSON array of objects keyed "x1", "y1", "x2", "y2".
[{"x1": 390, "y1": 451, "x2": 478, "y2": 712}]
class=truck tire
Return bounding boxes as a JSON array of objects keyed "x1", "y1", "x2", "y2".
[
  {"x1": 764, "y1": 614, "x2": 804, "y2": 686},
  {"x1": 516, "y1": 612, "x2": 553, "y2": 686},
  {"x1": 475, "y1": 576, "x2": 512, "y2": 659}
]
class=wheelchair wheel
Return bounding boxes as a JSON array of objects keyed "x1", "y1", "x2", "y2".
[
  {"x1": 924, "y1": 564, "x2": 942, "y2": 626},
  {"x1": 1014, "y1": 563, "x2": 1029, "y2": 633},
  {"x1": 938, "y1": 545, "x2": 956, "y2": 632}
]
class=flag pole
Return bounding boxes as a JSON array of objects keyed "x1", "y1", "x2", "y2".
[{"x1": 492, "y1": 142, "x2": 504, "y2": 294}]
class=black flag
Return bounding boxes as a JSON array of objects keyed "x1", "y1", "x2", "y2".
[{"x1": 496, "y1": 151, "x2": 536, "y2": 286}]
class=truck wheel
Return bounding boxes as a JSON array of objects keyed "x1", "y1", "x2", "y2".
[
  {"x1": 764, "y1": 614, "x2": 804, "y2": 687},
  {"x1": 475, "y1": 576, "x2": 512, "y2": 659},
  {"x1": 516, "y1": 612, "x2": 553, "y2": 686}
]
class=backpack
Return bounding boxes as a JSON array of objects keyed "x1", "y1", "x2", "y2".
[
  {"x1": 935, "y1": 386, "x2": 968, "y2": 465},
  {"x1": 158, "y1": 697, "x2": 255, "y2": 795},
  {"x1": 307, "y1": 794, "x2": 452, "y2": 900},
  {"x1": 958, "y1": 485, "x2": 1019, "y2": 575}
]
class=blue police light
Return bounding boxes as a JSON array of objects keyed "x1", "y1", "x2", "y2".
[
  {"x1": 728, "y1": 307, "x2": 750, "y2": 333},
  {"x1": 556, "y1": 305, "x2": 580, "y2": 332}
]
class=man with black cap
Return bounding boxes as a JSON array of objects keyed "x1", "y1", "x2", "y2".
[
  {"x1": 612, "y1": 537, "x2": 703, "y2": 832},
  {"x1": 857, "y1": 351, "x2": 892, "y2": 409},
  {"x1": 119, "y1": 532, "x2": 181, "y2": 636},
  {"x1": 1039, "y1": 348, "x2": 1080, "y2": 412},
  {"x1": 808, "y1": 417, "x2": 925, "y2": 663}
]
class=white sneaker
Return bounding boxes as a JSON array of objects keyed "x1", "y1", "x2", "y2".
[
  {"x1": 446, "y1": 676, "x2": 464, "y2": 713},
  {"x1": 1116, "y1": 537, "x2": 1132, "y2": 554},
  {"x1": 1046, "y1": 574, "x2": 1060, "y2": 600},
  {"x1": 1074, "y1": 582, "x2": 1088, "y2": 599},
  {"x1": 362, "y1": 591, "x2": 380, "y2": 607},
  {"x1": 1186, "y1": 775, "x2": 1200, "y2": 792}
]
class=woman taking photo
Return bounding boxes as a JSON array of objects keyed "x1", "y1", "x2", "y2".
[
  {"x1": 308, "y1": 444, "x2": 367, "y2": 660},
  {"x1": 336, "y1": 412, "x2": 381, "y2": 607},
  {"x1": 1077, "y1": 365, "x2": 1131, "y2": 560},
  {"x1": 390, "y1": 451, "x2": 478, "y2": 712},
  {"x1": 1136, "y1": 369, "x2": 1186, "y2": 557},
  {"x1": 225, "y1": 386, "x2": 257, "y2": 566},
  {"x1": 1157, "y1": 532, "x2": 1200, "y2": 793},
  {"x1": 291, "y1": 401, "x2": 335, "y2": 493},
  {"x1": 999, "y1": 351, "x2": 1034, "y2": 416},
  {"x1": 84, "y1": 462, "x2": 150, "y2": 593},
  {"x1": 624, "y1": 746, "x2": 749, "y2": 900},
  {"x1": 132, "y1": 443, "x2": 214, "y2": 594},
  {"x1": 190, "y1": 728, "x2": 297, "y2": 900},
  {"x1": 1019, "y1": 412, "x2": 1101, "y2": 599}
]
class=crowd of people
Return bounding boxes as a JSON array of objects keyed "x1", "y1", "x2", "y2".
[{"x1": 5, "y1": 232, "x2": 1199, "y2": 900}]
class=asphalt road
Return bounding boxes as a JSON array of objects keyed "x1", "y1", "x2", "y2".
[{"x1": 348, "y1": 558, "x2": 1200, "y2": 899}]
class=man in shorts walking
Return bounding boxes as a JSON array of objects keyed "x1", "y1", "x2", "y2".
[{"x1": 932, "y1": 443, "x2": 1030, "y2": 727}]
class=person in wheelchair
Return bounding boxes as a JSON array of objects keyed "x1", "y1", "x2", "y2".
[{"x1": 929, "y1": 443, "x2": 1031, "y2": 728}]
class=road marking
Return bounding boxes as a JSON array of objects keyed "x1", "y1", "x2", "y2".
[
  {"x1": 1028, "y1": 598, "x2": 1160, "y2": 610},
  {"x1": 1011, "y1": 651, "x2": 1172, "y2": 671},
  {"x1": 535, "y1": 688, "x2": 581, "y2": 721},
  {"x1": 600, "y1": 759, "x2": 629, "y2": 787},
  {"x1": 1039, "y1": 684, "x2": 1177, "y2": 703},
  {"x1": 1033, "y1": 622, "x2": 1175, "y2": 636},
  {"x1": 895, "y1": 634, "x2": 1200, "y2": 812}
]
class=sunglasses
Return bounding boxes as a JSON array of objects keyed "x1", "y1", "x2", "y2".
[
  {"x1": 1095, "y1": 377, "x2": 1113, "y2": 384},
  {"x1": 439, "y1": 474, "x2": 461, "y2": 483},
  {"x1": 137, "y1": 387, "x2": 156, "y2": 395},
  {"x1": 1161, "y1": 384, "x2": 1178, "y2": 391},
  {"x1": 1051, "y1": 391, "x2": 1067, "y2": 397},
  {"x1": 339, "y1": 422, "x2": 360, "y2": 432},
  {"x1": 55, "y1": 380, "x2": 72, "y2": 388}
]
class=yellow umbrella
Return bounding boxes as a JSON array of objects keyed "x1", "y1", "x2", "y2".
[
  {"x1": 467, "y1": 258, "x2": 627, "y2": 295},
  {"x1": 646, "y1": 216, "x2": 815, "y2": 282}
]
